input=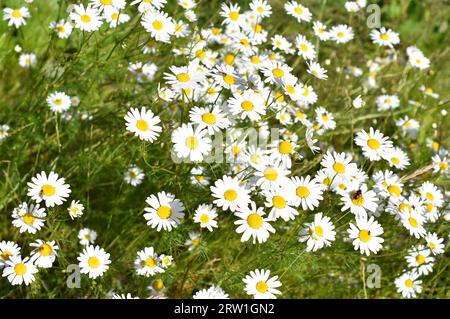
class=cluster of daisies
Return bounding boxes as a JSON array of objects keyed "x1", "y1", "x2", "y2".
[{"x1": 1, "y1": 0, "x2": 448, "y2": 299}]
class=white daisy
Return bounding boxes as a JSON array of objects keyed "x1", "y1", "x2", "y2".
[
  {"x1": 193, "y1": 204, "x2": 218, "y2": 231},
  {"x1": 135, "y1": 247, "x2": 164, "y2": 277},
  {"x1": 78, "y1": 245, "x2": 111, "y2": 279},
  {"x1": 299, "y1": 212, "x2": 336, "y2": 252},
  {"x1": 2, "y1": 256, "x2": 37, "y2": 286},
  {"x1": 144, "y1": 192, "x2": 185, "y2": 232},
  {"x1": 243, "y1": 269, "x2": 282, "y2": 299},
  {"x1": 11, "y1": 202, "x2": 46, "y2": 234},
  {"x1": 78, "y1": 228, "x2": 97, "y2": 246},
  {"x1": 172, "y1": 124, "x2": 212, "y2": 162},
  {"x1": 27, "y1": 171, "x2": 71, "y2": 207},
  {"x1": 0, "y1": 241, "x2": 21, "y2": 268},
  {"x1": 210, "y1": 175, "x2": 251, "y2": 212},
  {"x1": 348, "y1": 215, "x2": 384, "y2": 256},
  {"x1": 30, "y1": 240, "x2": 58, "y2": 268},
  {"x1": 124, "y1": 107, "x2": 162, "y2": 142},
  {"x1": 46, "y1": 91, "x2": 72, "y2": 113},
  {"x1": 234, "y1": 202, "x2": 275, "y2": 244}
]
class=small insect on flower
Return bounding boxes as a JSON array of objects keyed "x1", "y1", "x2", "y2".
[
  {"x1": 2, "y1": 256, "x2": 38, "y2": 286},
  {"x1": 27, "y1": 171, "x2": 71, "y2": 207},
  {"x1": 124, "y1": 107, "x2": 162, "y2": 142},
  {"x1": 78, "y1": 245, "x2": 111, "y2": 279},
  {"x1": 243, "y1": 269, "x2": 282, "y2": 299}
]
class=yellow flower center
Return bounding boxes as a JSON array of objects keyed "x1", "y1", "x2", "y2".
[
  {"x1": 136, "y1": 119, "x2": 149, "y2": 132},
  {"x1": 14, "y1": 263, "x2": 27, "y2": 275},
  {"x1": 202, "y1": 112, "x2": 216, "y2": 125},
  {"x1": 247, "y1": 213, "x2": 263, "y2": 229},
  {"x1": 200, "y1": 214, "x2": 209, "y2": 223},
  {"x1": 12, "y1": 9, "x2": 22, "y2": 18},
  {"x1": 416, "y1": 254, "x2": 425, "y2": 265},
  {"x1": 358, "y1": 230, "x2": 371, "y2": 243},
  {"x1": 425, "y1": 192, "x2": 434, "y2": 201},
  {"x1": 425, "y1": 203, "x2": 433, "y2": 213},
  {"x1": 438, "y1": 162, "x2": 448, "y2": 170},
  {"x1": 229, "y1": 11, "x2": 239, "y2": 21},
  {"x1": 185, "y1": 136, "x2": 198, "y2": 150},
  {"x1": 88, "y1": 257, "x2": 100, "y2": 268},
  {"x1": 39, "y1": 244, "x2": 53, "y2": 256},
  {"x1": 157, "y1": 206, "x2": 172, "y2": 219},
  {"x1": 272, "y1": 195, "x2": 286, "y2": 209},
  {"x1": 294, "y1": 6, "x2": 303, "y2": 14},
  {"x1": 387, "y1": 185, "x2": 401, "y2": 197},
  {"x1": 300, "y1": 44, "x2": 308, "y2": 52},
  {"x1": 145, "y1": 257, "x2": 157, "y2": 268},
  {"x1": 296, "y1": 186, "x2": 310, "y2": 198},
  {"x1": 256, "y1": 281, "x2": 268, "y2": 293},
  {"x1": 195, "y1": 49, "x2": 206, "y2": 59},
  {"x1": 22, "y1": 214, "x2": 36, "y2": 225},
  {"x1": 367, "y1": 138, "x2": 380, "y2": 150},
  {"x1": 272, "y1": 68, "x2": 284, "y2": 78},
  {"x1": 111, "y1": 13, "x2": 119, "y2": 20},
  {"x1": 224, "y1": 53, "x2": 235, "y2": 65},
  {"x1": 278, "y1": 141, "x2": 293, "y2": 154},
  {"x1": 153, "y1": 20, "x2": 163, "y2": 30},
  {"x1": 1, "y1": 251, "x2": 12, "y2": 261},
  {"x1": 333, "y1": 162, "x2": 346, "y2": 174},
  {"x1": 42, "y1": 184, "x2": 56, "y2": 196},
  {"x1": 176, "y1": 72, "x2": 190, "y2": 82},
  {"x1": 101, "y1": 0, "x2": 113, "y2": 4},
  {"x1": 351, "y1": 193, "x2": 364, "y2": 206},
  {"x1": 152, "y1": 279, "x2": 164, "y2": 291},
  {"x1": 222, "y1": 74, "x2": 235, "y2": 85},
  {"x1": 399, "y1": 203, "x2": 412, "y2": 213},
  {"x1": 224, "y1": 189, "x2": 237, "y2": 201},
  {"x1": 264, "y1": 167, "x2": 278, "y2": 181},
  {"x1": 81, "y1": 15, "x2": 91, "y2": 23},
  {"x1": 380, "y1": 33, "x2": 389, "y2": 41},
  {"x1": 408, "y1": 217, "x2": 418, "y2": 228},
  {"x1": 238, "y1": 100, "x2": 254, "y2": 112},
  {"x1": 405, "y1": 279, "x2": 413, "y2": 288},
  {"x1": 391, "y1": 157, "x2": 400, "y2": 165},
  {"x1": 314, "y1": 226, "x2": 324, "y2": 237},
  {"x1": 337, "y1": 32, "x2": 344, "y2": 38}
]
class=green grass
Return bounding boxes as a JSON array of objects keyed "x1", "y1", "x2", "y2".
[{"x1": 0, "y1": 0, "x2": 449, "y2": 298}]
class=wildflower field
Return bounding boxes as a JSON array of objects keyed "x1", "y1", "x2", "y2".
[{"x1": 0, "y1": 0, "x2": 449, "y2": 299}]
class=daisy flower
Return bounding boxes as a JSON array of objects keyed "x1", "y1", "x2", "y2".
[
  {"x1": 220, "y1": 3, "x2": 244, "y2": 27},
  {"x1": 228, "y1": 90, "x2": 266, "y2": 122},
  {"x1": 12, "y1": 202, "x2": 46, "y2": 234},
  {"x1": 401, "y1": 210, "x2": 426, "y2": 239},
  {"x1": 418, "y1": 181, "x2": 444, "y2": 208},
  {"x1": 395, "y1": 271, "x2": 422, "y2": 298},
  {"x1": 185, "y1": 232, "x2": 203, "y2": 251},
  {"x1": 212, "y1": 64, "x2": 239, "y2": 90},
  {"x1": 243, "y1": 269, "x2": 282, "y2": 299},
  {"x1": 347, "y1": 215, "x2": 384, "y2": 256},
  {"x1": 104, "y1": 7, "x2": 130, "y2": 28},
  {"x1": 193, "y1": 285, "x2": 229, "y2": 299},
  {"x1": 148, "y1": 279, "x2": 166, "y2": 296},
  {"x1": 124, "y1": 165, "x2": 145, "y2": 186},
  {"x1": 425, "y1": 233, "x2": 445, "y2": 255},
  {"x1": 252, "y1": 155, "x2": 290, "y2": 191},
  {"x1": 250, "y1": 0, "x2": 272, "y2": 18},
  {"x1": 30, "y1": 240, "x2": 58, "y2": 268},
  {"x1": 370, "y1": 27, "x2": 400, "y2": 47},
  {"x1": 27, "y1": 171, "x2": 71, "y2": 207},
  {"x1": 321, "y1": 151, "x2": 356, "y2": 182},
  {"x1": 329, "y1": 24, "x2": 354, "y2": 43},
  {"x1": 284, "y1": 1, "x2": 312, "y2": 23},
  {"x1": 112, "y1": 293, "x2": 139, "y2": 299},
  {"x1": 68, "y1": 200, "x2": 85, "y2": 219},
  {"x1": 295, "y1": 35, "x2": 316, "y2": 60},
  {"x1": 0, "y1": 125, "x2": 10, "y2": 141},
  {"x1": 69, "y1": 4, "x2": 103, "y2": 32},
  {"x1": 49, "y1": 20, "x2": 73, "y2": 39},
  {"x1": 299, "y1": 213, "x2": 336, "y2": 252},
  {"x1": 2, "y1": 256, "x2": 37, "y2": 286},
  {"x1": 131, "y1": 0, "x2": 167, "y2": 13},
  {"x1": 172, "y1": 124, "x2": 212, "y2": 162},
  {"x1": 307, "y1": 61, "x2": 328, "y2": 80},
  {"x1": 0, "y1": 241, "x2": 21, "y2": 268},
  {"x1": 211, "y1": 175, "x2": 251, "y2": 212},
  {"x1": 262, "y1": 61, "x2": 292, "y2": 85},
  {"x1": 406, "y1": 46, "x2": 430, "y2": 70},
  {"x1": 90, "y1": 0, "x2": 126, "y2": 10},
  {"x1": 19, "y1": 53, "x2": 37, "y2": 68},
  {"x1": 341, "y1": 184, "x2": 378, "y2": 218},
  {"x1": 419, "y1": 85, "x2": 439, "y2": 99},
  {"x1": 144, "y1": 192, "x2": 185, "y2": 232},
  {"x1": 432, "y1": 153, "x2": 449, "y2": 174},
  {"x1": 164, "y1": 62, "x2": 204, "y2": 91},
  {"x1": 313, "y1": 21, "x2": 330, "y2": 41},
  {"x1": 141, "y1": 11, "x2": 175, "y2": 43},
  {"x1": 234, "y1": 202, "x2": 275, "y2": 244},
  {"x1": 189, "y1": 106, "x2": 230, "y2": 134},
  {"x1": 315, "y1": 107, "x2": 336, "y2": 130},
  {"x1": 289, "y1": 175, "x2": 324, "y2": 210},
  {"x1": 135, "y1": 247, "x2": 164, "y2": 277},
  {"x1": 384, "y1": 147, "x2": 410, "y2": 170},
  {"x1": 124, "y1": 107, "x2": 162, "y2": 142},
  {"x1": 3, "y1": 7, "x2": 30, "y2": 28},
  {"x1": 263, "y1": 186, "x2": 298, "y2": 222},
  {"x1": 405, "y1": 245, "x2": 435, "y2": 276},
  {"x1": 46, "y1": 91, "x2": 72, "y2": 113},
  {"x1": 193, "y1": 204, "x2": 218, "y2": 231},
  {"x1": 355, "y1": 127, "x2": 393, "y2": 161},
  {"x1": 78, "y1": 245, "x2": 111, "y2": 279},
  {"x1": 78, "y1": 228, "x2": 97, "y2": 246}
]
